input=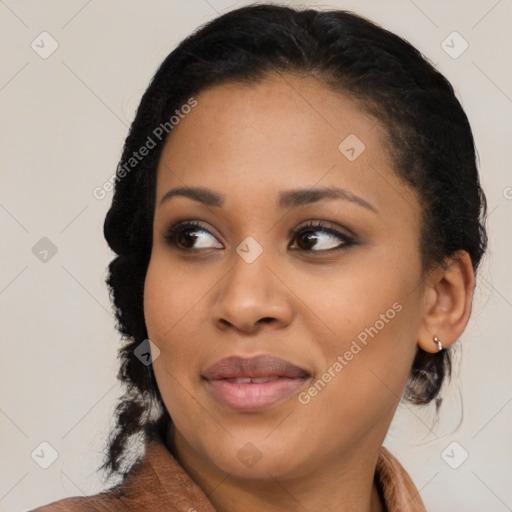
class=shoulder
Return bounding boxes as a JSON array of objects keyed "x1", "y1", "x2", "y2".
[
  {"x1": 28, "y1": 486, "x2": 126, "y2": 511},
  {"x1": 376, "y1": 446, "x2": 427, "y2": 512},
  {"x1": 29, "y1": 439, "x2": 215, "y2": 511}
]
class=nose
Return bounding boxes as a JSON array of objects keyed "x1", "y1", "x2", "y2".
[{"x1": 212, "y1": 249, "x2": 294, "y2": 334}]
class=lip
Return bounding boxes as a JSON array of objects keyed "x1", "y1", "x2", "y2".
[{"x1": 202, "y1": 355, "x2": 311, "y2": 412}]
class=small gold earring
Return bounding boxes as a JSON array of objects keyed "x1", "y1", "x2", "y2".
[{"x1": 433, "y1": 336, "x2": 443, "y2": 352}]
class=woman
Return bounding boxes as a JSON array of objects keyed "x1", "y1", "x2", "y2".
[{"x1": 32, "y1": 3, "x2": 487, "y2": 511}]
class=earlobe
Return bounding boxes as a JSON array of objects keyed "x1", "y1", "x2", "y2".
[{"x1": 417, "y1": 251, "x2": 475, "y2": 353}]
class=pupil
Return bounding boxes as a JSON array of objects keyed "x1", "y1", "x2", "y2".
[
  {"x1": 300, "y1": 232, "x2": 316, "y2": 249},
  {"x1": 179, "y1": 230, "x2": 198, "y2": 247}
]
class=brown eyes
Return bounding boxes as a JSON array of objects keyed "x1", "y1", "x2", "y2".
[
  {"x1": 164, "y1": 220, "x2": 356, "y2": 253},
  {"x1": 165, "y1": 221, "x2": 223, "y2": 250}
]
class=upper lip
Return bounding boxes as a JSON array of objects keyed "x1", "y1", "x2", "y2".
[{"x1": 202, "y1": 354, "x2": 310, "y2": 380}]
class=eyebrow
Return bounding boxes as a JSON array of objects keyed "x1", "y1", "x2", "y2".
[{"x1": 159, "y1": 186, "x2": 377, "y2": 213}]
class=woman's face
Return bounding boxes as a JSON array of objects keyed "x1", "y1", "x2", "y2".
[{"x1": 144, "y1": 73, "x2": 429, "y2": 480}]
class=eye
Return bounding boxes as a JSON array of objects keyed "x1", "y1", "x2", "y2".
[
  {"x1": 164, "y1": 220, "x2": 355, "y2": 253},
  {"x1": 164, "y1": 221, "x2": 223, "y2": 250},
  {"x1": 289, "y1": 221, "x2": 355, "y2": 253}
]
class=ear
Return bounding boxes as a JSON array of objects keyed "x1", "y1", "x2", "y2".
[{"x1": 417, "y1": 251, "x2": 475, "y2": 353}]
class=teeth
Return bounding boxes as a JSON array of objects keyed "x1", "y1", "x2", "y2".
[
  {"x1": 231, "y1": 377, "x2": 276, "y2": 384},
  {"x1": 251, "y1": 377, "x2": 274, "y2": 383}
]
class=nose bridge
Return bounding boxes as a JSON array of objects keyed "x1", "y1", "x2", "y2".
[
  {"x1": 227, "y1": 239, "x2": 274, "y2": 308},
  {"x1": 213, "y1": 237, "x2": 293, "y2": 331}
]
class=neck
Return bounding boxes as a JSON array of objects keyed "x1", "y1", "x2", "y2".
[{"x1": 167, "y1": 427, "x2": 385, "y2": 512}]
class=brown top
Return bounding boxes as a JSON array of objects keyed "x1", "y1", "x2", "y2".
[{"x1": 31, "y1": 440, "x2": 426, "y2": 511}]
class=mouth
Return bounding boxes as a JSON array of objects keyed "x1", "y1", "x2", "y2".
[{"x1": 202, "y1": 354, "x2": 311, "y2": 412}]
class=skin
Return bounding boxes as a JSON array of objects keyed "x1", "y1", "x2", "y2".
[{"x1": 143, "y1": 72, "x2": 475, "y2": 512}]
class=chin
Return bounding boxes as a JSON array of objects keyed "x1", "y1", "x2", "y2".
[{"x1": 202, "y1": 435, "x2": 315, "y2": 481}]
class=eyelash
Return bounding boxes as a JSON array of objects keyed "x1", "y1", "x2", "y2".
[{"x1": 163, "y1": 220, "x2": 356, "y2": 254}]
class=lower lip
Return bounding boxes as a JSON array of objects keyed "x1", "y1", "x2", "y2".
[{"x1": 205, "y1": 377, "x2": 308, "y2": 412}]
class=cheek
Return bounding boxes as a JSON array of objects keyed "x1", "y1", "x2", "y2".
[
  {"x1": 143, "y1": 257, "x2": 203, "y2": 378},
  {"x1": 290, "y1": 254, "x2": 422, "y2": 348},
  {"x1": 144, "y1": 256, "x2": 208, "y2": 342},
  {"x1": 143, "y1": 258, "x2": 204, "y2": 422},
  {"x1": 291, "y1": 311, "x2": 420, "y2": 461},
  {"x1": 291, "y1": 257, "x2": 423, "y2": 410}
]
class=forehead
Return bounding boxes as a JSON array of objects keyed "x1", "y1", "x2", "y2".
[{"x1": 155, "y1": 72, "x2": 417, "y2": 221}]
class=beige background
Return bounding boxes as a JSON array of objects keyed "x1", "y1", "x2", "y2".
[{"x1": 1, "y1": 0, "x2": 511, "y2": 510}]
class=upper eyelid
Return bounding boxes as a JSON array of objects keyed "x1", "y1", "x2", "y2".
[
  {"x1": 291, "y1": 221, "x2": 353, "y2": 238},
  {"x1": 170, "y1": 220, "x2": 221, "y2": 237},
  {"x1": 166, "y1": 219, "x2": 354, "y2": 246}
]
